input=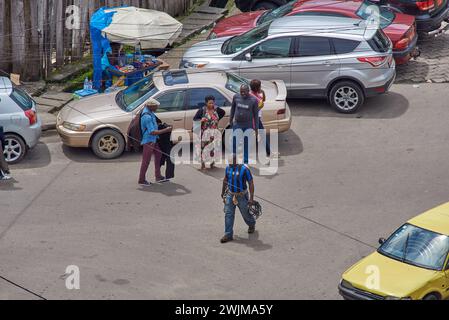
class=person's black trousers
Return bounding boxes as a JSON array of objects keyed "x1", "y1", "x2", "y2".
[
  {"x1": 163, "y1": 155, "x2": 175, "y2": 180},
  {"x1": 158, "y1": 142, "x2": 175, "y2": 180},
  {"x1": 0, "y1": 143, "x2": 9, "y2": 174}
]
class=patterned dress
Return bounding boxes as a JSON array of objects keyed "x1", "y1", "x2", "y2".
[{"x1": 199, "y1": 108, "x2": 220, "y2": 164}]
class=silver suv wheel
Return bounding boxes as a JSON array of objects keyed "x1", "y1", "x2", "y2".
[
  {"x1": 329, "y1": 81, "x2": 364, "y2": 114},
  {"x1": 334, "y1": 87, "x2": 359, "y2": 111}
]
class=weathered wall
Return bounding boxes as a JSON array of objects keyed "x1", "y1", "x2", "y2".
[{"x1": 0, "y1": 0, "x2": 195, "y2": 81}]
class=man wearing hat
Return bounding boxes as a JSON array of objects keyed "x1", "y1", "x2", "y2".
[{"x1": 138, "y1": 99, "x2": 172, "y2": 186}]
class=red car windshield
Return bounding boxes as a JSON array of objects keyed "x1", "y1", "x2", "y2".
[
  {"x1": 356, "y1": 1, "x2": 396, "y2": 28},
  {"x1": 222, "y1": 22, "x2": 271, "y2": 54},
  {"x1": 257, "y1": 1, "x2": 297, "y2": 25},
  {"x1": 258, "y1": 0, "x2": 396, "y2": 29}
]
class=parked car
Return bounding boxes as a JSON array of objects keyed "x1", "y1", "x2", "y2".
[
  {"x1": 339, "y1": 202, "x2": 449, "y2": 300},
  {"x1": 210, "y1": 0, "x2": 419, "y2": 65},
  {"x1": 0, "y1": 77, "x2": 42, "y2": 164},
  {"x1": 371, "y1": 0, "x2": 449, "y2": 34},
  {"x1": 182, "y1": 16, "x2": 396, "y2": 113},
  {"x1": 57, "y1": 69, "x2": 291, "y2": 160}
]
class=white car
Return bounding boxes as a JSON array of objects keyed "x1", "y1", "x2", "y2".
[{"x1": 0, "y1": 77, "x2": 42, "y2": 164}]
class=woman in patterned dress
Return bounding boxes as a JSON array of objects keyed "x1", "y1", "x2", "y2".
[{"x1": 193, "y1": 95, "x2": 225, "y2": 170}]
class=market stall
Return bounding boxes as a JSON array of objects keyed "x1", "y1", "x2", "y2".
[{"x1": 89, "y1": 6, "x2": 182, "y2": 94}]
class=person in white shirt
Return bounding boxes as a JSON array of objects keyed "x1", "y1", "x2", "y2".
[{"x1": 250, "y1": 79, "x2": 270, "y2": 157}]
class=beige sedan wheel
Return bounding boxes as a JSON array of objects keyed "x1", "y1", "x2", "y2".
[{"x1": 91, "y1": 129, "x2": 125, "y2": 160}]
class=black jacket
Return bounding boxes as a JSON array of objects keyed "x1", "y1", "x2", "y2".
[
  {"x1": 155, "y1": 116, "x2": 175, "y2": 179},
  {"x1": 155, "y1": 116, "x2": 173, "y2": 161},
  {"x1": 0, "y1": 126, "x2": 5, "y2": 150},
  {"x1": 193, "y1": 106, "x2": 225, "y2": 122}
]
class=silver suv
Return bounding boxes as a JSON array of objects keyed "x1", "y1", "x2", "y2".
[
  {"x1": 181, "y1": 16, "x2": 396, "y2": 113},
  {"x1": 0, "y1": 77, "x2": 41, "y2": 164}
]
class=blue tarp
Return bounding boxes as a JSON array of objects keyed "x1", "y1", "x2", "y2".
[{"x1": 90, "y1": 7, "x2": 123, "y2": 90}]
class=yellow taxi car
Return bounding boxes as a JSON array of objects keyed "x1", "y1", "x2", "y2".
[{"x1": 339, "y1": 202, "x2": 449, "y2": 300}]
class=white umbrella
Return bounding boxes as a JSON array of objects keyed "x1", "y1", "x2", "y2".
[{"x1": 102, "y1": 7, "x2": 183, "y2": 49}]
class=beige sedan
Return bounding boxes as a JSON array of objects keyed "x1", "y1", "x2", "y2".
[{"x1": 57, "y1": 69, "x2": 292, "y2": 159}]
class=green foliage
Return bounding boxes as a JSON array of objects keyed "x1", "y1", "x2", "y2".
[{"x1": 63, "y1": 69, "x2": 94, "y2": 93}]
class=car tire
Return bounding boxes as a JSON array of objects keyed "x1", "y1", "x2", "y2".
[
  {"x1": 253, "y1": 1, "x2": 278, "y2": 10},
  {"x1": 329, "y1": 81, "x2": 365, "y2": 114},
  {"x1": 423, "y1": 293, "x2": 440, "y2": 300},
  {"x1": 91, "y1": 129, "x2": 125, "y2": 160},
  {"x1": 3, "y1": 133, "x2": 27, "y2": 164}
]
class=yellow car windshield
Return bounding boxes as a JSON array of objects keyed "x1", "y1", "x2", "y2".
[{"x1": 378, "y1": 224, "x2": 449, "y2": 271}]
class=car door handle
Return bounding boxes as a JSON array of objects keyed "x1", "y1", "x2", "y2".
[
  {"x1": 173, "y1": 118, "x2": 183, "y2": 122},
  {"x1": 322, "y1": 61, "x2": 333, "y2": 66}
]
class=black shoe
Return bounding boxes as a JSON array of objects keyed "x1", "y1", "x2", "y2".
[
  {"x1": 156, "y1": 176, "x2": 170, "y2": 183},
  {"x1": 248, "y1": 226, "x2": 256, "y2": 234},
  {"x1": 220, "y1": 235, "x2": 233, "y2": 243},
  {"x1": 139, "y1": 180, "x2": 152, "y2": 187}
]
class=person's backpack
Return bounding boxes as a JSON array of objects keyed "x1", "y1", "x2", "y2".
[{"x1": 126, "y1": 109, "x2": 150, "y2": 152}]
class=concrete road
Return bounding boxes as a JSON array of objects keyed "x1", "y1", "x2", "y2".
[{"x1": 1, "y1": 84, "x2": 448, "y2": 300}]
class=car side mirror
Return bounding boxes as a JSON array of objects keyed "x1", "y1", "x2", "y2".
[
  {"x1": 378, "y1": 238, "x2": 386, "y2": 245},
  {"x1": 245, "y1": 52, "x2": 252, "y2": 62}
]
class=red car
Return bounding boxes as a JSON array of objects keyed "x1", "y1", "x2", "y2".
[{"x1": 210, "y1": 0, "x2": 419, "y2": 64}]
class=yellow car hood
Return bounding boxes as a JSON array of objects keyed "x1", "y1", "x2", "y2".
[{"x1": 343, "y1": 252, "x2": 438, "y2": 298}]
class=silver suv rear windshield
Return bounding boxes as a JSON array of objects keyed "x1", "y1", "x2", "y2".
[
  {"x1": 10, "y1": 88, "x2": 33, "y2": 111},
  {"x1": 222, "y1": 22, "x2": 271, "y2": 55},
  {"x1": 367, "y1": 29, "x2": 390, "y2": 53}
]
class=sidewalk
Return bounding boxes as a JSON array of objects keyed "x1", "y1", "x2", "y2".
[
  {"x1": 31, "y1": 3, "x2": 231, "y2": 132},
  {"x1": 161, "y1": 4, "x2": 240, "y2": 69},
  {"x1": 35, "y1": 91, "x2": 74, "y2": 131}
]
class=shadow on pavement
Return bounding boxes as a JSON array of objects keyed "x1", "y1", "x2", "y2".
[
  {"x1": 200, "y1": 166, "x2": 226, "y2": 181},
  {"x1": 61, "y1": 130, "x2": 304, "y2": 173},
  {"x1": 277, "y1": 130, "x2": 303, "y2": 157},
  {"x1": 289, "y1": 91, "x2": 409, "y2": 119},
  {"x1": 10, "y1": 142, "x2": 51, "y2": 170},
  {"x1": 62, "y1": 145, "x2": 141, "y2": 163},
  {"x1": 233, "y1": 231, "x2": 272, "y2": 251},
  {"x1": 138, "y1": 181, "x2": 191, "y2": 197},
  {"x1": 0, "y1": 178, "x2": 22, "y2": 191},
  {"x1": 197, "y1": 130, "x2": 303, "y2": 181}
]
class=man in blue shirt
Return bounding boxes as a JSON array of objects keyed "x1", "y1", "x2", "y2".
[
  {"x1": 138, "y1": 99, "x2": 172, "y2": 186},
  {"x1": 220, "y1": 154, "x2": 256, "y2": 243}
]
